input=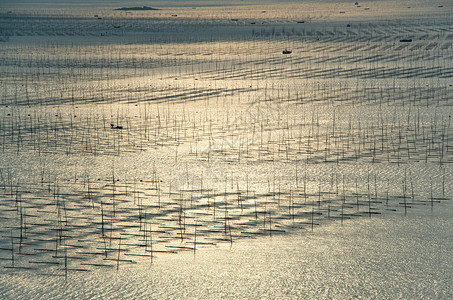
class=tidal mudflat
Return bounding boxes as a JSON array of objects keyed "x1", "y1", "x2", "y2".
[{"x1": 0, "y1": 0, "x2": 452, "y2": 298}]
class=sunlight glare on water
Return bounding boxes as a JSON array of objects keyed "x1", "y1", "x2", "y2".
[{"x1": 0, "y1": 0, "x2": 452, "y2": 298}]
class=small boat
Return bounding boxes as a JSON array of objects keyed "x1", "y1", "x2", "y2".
[
  {"x1": 283, "y1": 49, "x2": 292, "y2": 54},
  {"x1": 111, "y1": 124, "x2": 123, "y2": 129}
]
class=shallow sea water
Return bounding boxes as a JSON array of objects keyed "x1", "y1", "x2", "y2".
[
  {"x1": 0, "y1": 0, "x2": 452, "y2": 298},
  {"x1": 1, "y1": 200, "x2": 451, "y2": 299}
]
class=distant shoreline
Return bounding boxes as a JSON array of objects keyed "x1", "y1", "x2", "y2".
[{"x1": 114, "y1": 6, "x2": 159, "y2": 11}]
